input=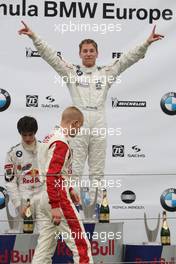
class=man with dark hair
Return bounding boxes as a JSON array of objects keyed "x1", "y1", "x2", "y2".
[
  {"x1": 4, "y1": 116, "x2": 43, "y2": 233},
  {"x1": 18, "y1": 21, "x2": 164, "y2": 204},
  {"x1": 17, "y1": 116, "x2": 38, "y2": 135}
]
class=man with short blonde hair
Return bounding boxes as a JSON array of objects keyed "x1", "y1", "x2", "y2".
[{"x1": 32, "y1": 106, "x2": 93, "y2": 264}]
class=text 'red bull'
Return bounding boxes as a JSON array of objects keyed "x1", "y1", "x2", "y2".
[
  {"x1": 0, "y1": 249, "x2": 35, "y2": 263},
  {"x1": 57, "y1": 239, "x2": 115, "y2": 256}
]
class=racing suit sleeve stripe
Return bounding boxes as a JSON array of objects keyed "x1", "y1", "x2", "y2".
[
  {"x1": 46, "y1": 141, "x2": 69, "y2": 209},
  {"x1": 60, "y1": 184, "x2": 90, "y2": 263}
]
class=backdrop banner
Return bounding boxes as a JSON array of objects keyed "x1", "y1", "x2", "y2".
[{"x1": 0, "y1": 0, "x2": 176, "y2": 244}]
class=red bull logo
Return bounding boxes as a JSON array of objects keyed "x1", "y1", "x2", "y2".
[
  {"x1": 23, "y1": 169, "x2": 40, "y2": 184},
  {"x1": 0, "y1": 249, "x2": 34, "y2": 263},
  {"x1": 23, "y1": 177, "x2": 40, "y2": 184},
  {"x1": 57, "y1": 240, "x2": 115, "y2": 257},
  {"x1": 91, "y1": 240, "x2": 115, "y2": 256},
  {"x1": 25, "y1": 169, "x2": 39, "y2": 177},
  {"x1": 22, "y1": 163, "x2": 32, "y2": 171}
]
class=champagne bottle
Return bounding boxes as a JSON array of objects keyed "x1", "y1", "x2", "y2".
[
  {"x1": 99, "y1": 189, "x2": 110, "y2": 223},
  {"x1": 23, "y1": 199, "x2": 34, "y2": 234},
  {"x1": 160, "y1": 211, "x2": 170, "y2": 245}
]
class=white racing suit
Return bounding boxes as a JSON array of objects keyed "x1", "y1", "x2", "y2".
[
  {"x1": 31, "y1": 34, "x2": 149, "y2": 202},
  {"x1": 4, "y1": 141, "x2": 44, "y2": 233},
  {"x1": 32, "y1": 126, "x2": 93, "y2": 264}
]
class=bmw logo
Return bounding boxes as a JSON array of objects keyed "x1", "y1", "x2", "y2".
[
  {"x1": 0, "y1": 186, "x2": 7, "y2": 209},
  {"x1": 121, "y1": 190, "x2": 136, "y2": 204},
  {"x1": 76, "y1": 70, "x2": 83, "y2": 76},
  {"x1": 160, "y1": 188, "x2": 176, "y2": 212},
  {"x1": 16, "y1": 151, "x2": 23, "y2": 158},
  {"x1": 0, "y1": 89, "x2": 11, "y2": 112},
  {"x1": 160, "y1": 92, "x2": 176, "y2": 115}
]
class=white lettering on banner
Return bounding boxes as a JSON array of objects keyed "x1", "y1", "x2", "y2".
[
  {"x1": 54, "y1": 21, "x2": 122, "y2": 34},
  {"x1": 54, "y1": 178, "x2": 122, "y2": 189},
  {"x1": 55, "y1": 230, "x2": 122, "y2": 243}
]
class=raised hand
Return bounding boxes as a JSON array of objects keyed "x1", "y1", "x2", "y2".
[
  {"x1": 18, "y1": 20, "x2": 34, "y2": 38},
  {"x1": 147, "y1": 25, "x2": 164, "y2": 45}
]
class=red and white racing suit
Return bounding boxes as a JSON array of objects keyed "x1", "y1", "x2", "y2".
[
  {"x1": 31, "y1": 34, "x2": 149, "y2": 202},
  {"x1": 4, "y1": 140, "x2": 43, "y2": 233},
  {"x1": 32, "y1": 126, "x2": 93, "y2": 264}
]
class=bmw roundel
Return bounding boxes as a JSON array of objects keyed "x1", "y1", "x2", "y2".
[
  {"x1": 121, "y1": 190, "x2": 136, "y2": 204},
  {"x1": 76, "y1": 69, "x2": 83, "y2": 76},
  {"x1": 0, "y1": 186, "x2": 8, "y2": 209},
  {"x1": 160, "y1": 188, "x2": 176, "y2": 212},
  {"x1": 16, "y1": 151, "x2": 23, "y2": 158},
  {"x1": 0, "y1": 89, "x2": 11, "y2": 112},
  {"x1": 160, "y1": 92, "x2": 176, "y2": 115}
]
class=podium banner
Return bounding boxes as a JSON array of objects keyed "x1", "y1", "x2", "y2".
[
  {"x1": 124, "y1": 244, "x2": 176, "y2": 263},
  {"x1": 0, "y1": 222, "x2": 123, "y2": 264}
]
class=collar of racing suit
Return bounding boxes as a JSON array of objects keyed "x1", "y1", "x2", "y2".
[
  {"x1": 22, "y1": 139, "x2": 37, "y2": 153},
  {"x1": 80, "y1": 64, "x2": 97, "y2": 73},
  {"x1": 54, "y1": 125, "x2": 70, "y2": 142}
]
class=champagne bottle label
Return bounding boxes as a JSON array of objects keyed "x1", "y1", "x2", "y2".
[
  {"x1": 160, "y1": 211, "x2": 170, "y2": 245},
  {"x1": 99, "y1": 189, "x2": 110, "y2": 223},
  {"x1": 23, "y1": 223, "x2": 33, "y2": 232},
  {"x1": 161, "y1": 236, "x2": 170, "y2": 245},
  {"x1": 23, "y1": 199, "x2": 33, "y2": 233},
  {"x1": 99, "y1": 213, "x2": 109, "y2": 221}
]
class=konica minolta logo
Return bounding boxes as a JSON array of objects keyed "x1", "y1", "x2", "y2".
[
  {"x1": 160, "y1": 92, "x2": 176, "y2": 115},
  {"x1": 113, "y1": 189, "x2": 145, "y2": 210},
  {"x1": 112, "y1": 97, "x2": 146, "y2": 108},
  {"x1": 121, "y1": 190, "x2": 136, "y2": 204}
]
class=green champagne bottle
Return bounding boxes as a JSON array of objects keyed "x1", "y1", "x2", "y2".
[
  {"x1": 160, "y1": 211, "x2": 170, "y2": 245},
  {"x1": 99, "y1": 189, "x2": 110, "y2": 223},
  {"x1": 23, "y1": 199, "x2": 34, "y2": 234}
]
